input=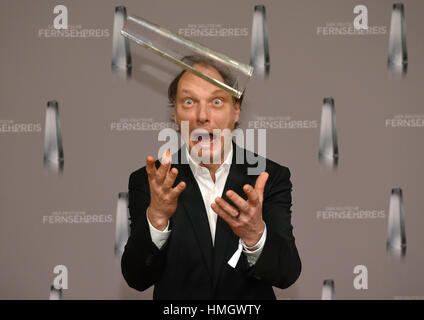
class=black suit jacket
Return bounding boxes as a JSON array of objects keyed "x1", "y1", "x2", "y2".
[{"x1": 121, "y1": 143, "x2": 301, "y2": 300}]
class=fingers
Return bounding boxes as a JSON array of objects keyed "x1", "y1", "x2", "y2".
[
  {"x1": 145, "y1": 156, "x2": 157, "y2": 180},
  {"x1": 254, "y1": 172, "x2": 269, "y2": 202},
  {"x1": 241, "y1": 185, "x2": 260, "y2": 207},
  {"x1": 211, "y1": 201, "x2": 237, "y2": 227},
  {"x1": 156, "y1": 150, "x2": 172, "y2": 183},
  {"x1": 226, "y1": 190, "x2": 250, "y2": 212},
  {"x1": 170, "y1": 181, "x2": 186, "y2": 198},
  {"x1": 214, "y1": 197, "x2": 240, "y2": 218},
  {"x1": 163, "y1": 167, "x2": 178, "y2": 189}
]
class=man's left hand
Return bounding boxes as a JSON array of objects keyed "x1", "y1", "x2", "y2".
[{"x1": 211, "y1": 172, "x2": 269, "y2": 248}]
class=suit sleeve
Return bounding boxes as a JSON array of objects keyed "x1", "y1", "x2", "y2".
[
  {"x1": 121, "y1": 168, "x2": 169, "y2": 291},
  {"x1": 246, "y1": 165, "x2": 302, "y2": 289}
]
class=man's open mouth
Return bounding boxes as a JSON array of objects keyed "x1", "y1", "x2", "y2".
[{"x1": 193, "y1": 132, "x2": 217, "y2": 143}]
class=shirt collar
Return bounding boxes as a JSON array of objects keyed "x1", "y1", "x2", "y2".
[{"x1": 185, "y1": 142, "x2": 233, "y2": 176}]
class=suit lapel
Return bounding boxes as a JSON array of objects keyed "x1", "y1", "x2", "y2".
[
  {"x1": 173, "y1": 149, "x2": 214, "y2": 279},
  {"x1": 213, "y1": 144, "x2": 250, "y2": 289}
]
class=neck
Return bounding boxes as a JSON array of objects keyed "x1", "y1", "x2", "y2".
[
  {"x1": 186, "y1": 142, "x2": 233, "y2": 183},
  {"x1": 199, "y1": 162, "x2": 221, "y2": 183}
]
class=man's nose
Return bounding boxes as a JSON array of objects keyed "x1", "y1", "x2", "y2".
[{"x1": 196, "y1": 101, "x2": 209, "y2": 124}]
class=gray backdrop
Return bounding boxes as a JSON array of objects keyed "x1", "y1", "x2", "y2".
[{"x1": 1, "y1": 0, "x2": 423, "y2": 299}]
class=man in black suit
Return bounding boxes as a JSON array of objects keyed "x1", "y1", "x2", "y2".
[{"x1": 121, "y1": 56, "x2": 301, "y2": 299}]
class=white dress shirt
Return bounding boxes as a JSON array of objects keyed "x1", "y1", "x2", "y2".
[{"x1": 147, "y1": 143, "x2": 267, "y2": 266}]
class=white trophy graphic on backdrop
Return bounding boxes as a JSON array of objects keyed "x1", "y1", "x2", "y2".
[
  {"x1": 114, "y1": 192, "x2": 130, "y2": 257},
  {"x1": 319, "y1": 97, "x2": 338, "y2": 169},
  {"x1": 250, "y1": 5, "x2": 270, "y2": 78},
  {"x1": 321, "y1": 279, "x2": 336, "y2": 300},
  {"x1": 49, "y1": 284, "x2": 62, "y2": 300},
  {"x1": 387, "y1": 188, "x2": 406, "y2": 258},
  {"x1": 388, "y1": 3, "x2": 407, "y2": 76},
  {"x1": 112, "y1": 6, "x2": 132, "y2": 78},
  {"x1": 43, "y1": 100, "x2": 64, "y2": 173}
]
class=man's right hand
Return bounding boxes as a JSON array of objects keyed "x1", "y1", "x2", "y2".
[{"x1": 146, "y1": 150, "x2": 186, "y2": 231}]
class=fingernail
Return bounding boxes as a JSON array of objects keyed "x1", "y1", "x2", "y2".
[{"x1": 161, "y1": 150, "x2": 171, "y2": 165}]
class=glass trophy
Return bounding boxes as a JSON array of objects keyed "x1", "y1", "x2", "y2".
[
  {"x1": 250, "y1": 5, "x2": 270, "y2": 77},
  {"x1": 49, "y1": 284, "x2": 62, "y2": 300},
  {"x1": 388, "y1": 3, "x2": 407, "y2": 76},
  {"x1": 319, "y1": 98, "x2": 338, "y2": 169},
  {"x1": 121, "y1": 15, "x2": 253, "y2": 99},
  {"x1": 114, "y1": 192, "x2": 130, "y2": 257},
  {"x1": 321, "y1": 279, "x2": 335, "y2": 300},
  {"x1": 387, "y1": 188, "x2": 406, "y2": 258},
  {"x1": 111, "y1": 6, "x2": 132, "y2": 77},
  {"x1": 43, "y1": 101, "x2": 64, "y2": 173}
]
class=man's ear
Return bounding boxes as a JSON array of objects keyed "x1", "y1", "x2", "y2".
[
  {"x1": 173, "y1": 105, "x2": 178, "y2": 124},
  {"x1": 234, "y1": 101, "x2": 241, "y2": 123}
]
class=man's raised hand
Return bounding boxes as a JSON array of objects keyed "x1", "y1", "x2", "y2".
[
  {"x1": 211, "y1": 172, "x2": 269, "y2": 247},
  {"x1": 146, "y1": 150, "x2": 186, "y2": 230}
]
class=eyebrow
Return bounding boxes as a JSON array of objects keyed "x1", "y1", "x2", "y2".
[
  {"x1": 179, "y1": 89, "x2": 228, "y2": 96},
  {"x1": 210, "y1": 89, "x2": 228, "y2": 96},
  {"x1": 180, "y1": 89, "x2": 195, "y2": 95}
]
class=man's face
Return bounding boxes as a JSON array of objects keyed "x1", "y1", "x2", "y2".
[{"x1": 174, "y1": 63, "x2": 240, "y2": 164}]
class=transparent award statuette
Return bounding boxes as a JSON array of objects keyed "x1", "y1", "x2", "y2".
[
  {"x1": 111, "y1": 6, "x2": 132, "y2": 77},
  {"x1": 49, "y1": 285, "x2": 62, "y2": 300},
  {"x1": 387, "y1": 188, "x2": 406, "y2": 259},
  {"x1": 114, "y1": 192, "x2": 130, "y2": 257},
  {"x1": 318, "y1": 97, "x2": 338, "y2": 170},
  {"x1": 321, "y1": 279, "x2": 335, "y2": 300},
  {"x1": 250, "y1": 5, "x2": 270, "y2": 77},
  {"x1": 388, "y1": 3, "x2": 407, "y2": 76},
  {"x1": 43, "y1": 101, "x2": 64, "y2": 173},
  {"x1": 121, "y1": 15, "x2": 253, "y2": 99}
]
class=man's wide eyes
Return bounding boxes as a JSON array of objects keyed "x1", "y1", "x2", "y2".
[
  {"x1": 213, "y1": 98, "x2": 223, "y2": 105},
  {"x1": 184, "y1": 99, "x2": 194, "y2": 105}
]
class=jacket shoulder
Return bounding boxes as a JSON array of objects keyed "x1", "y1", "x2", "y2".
[
  {"x1": 128, "y1": 166, "x2": 148, "y2": 188},
  {"x1": 239, "y1": 144, "x2": 291, "y2": 178}
]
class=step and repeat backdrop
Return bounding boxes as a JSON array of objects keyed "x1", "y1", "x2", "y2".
[{"x1": 0, "y1": 0, "x2": 423, "y2": 299}]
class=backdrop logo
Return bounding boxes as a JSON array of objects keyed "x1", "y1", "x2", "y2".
[
  {"x1": 316, "y1": 206, "x2": 385, "y2": 220},
  {"x1": 178, "y1": 24, "x2": 248, "y2": 37},
  {"x1": 385, "y1": 114, "x2": 424, "y2": 128},
  {"x1": 248, "y1": 116, "x2": 318, "y2": 129},
  {"x1": 110, "y1": 118, "x2": 178, "y2": 132},
  {"x1": 0, "y1": 120, "x2": 42, "y2": 133},
  {"x1": 317, "y1": 4, "x2": 386, "y2": 36},
  {"x1": 38, "y1": 5, "x2": 110, "y2": 38},
  {"x1": 43, "y1": 210, "x2": 113, "y2": 224}
]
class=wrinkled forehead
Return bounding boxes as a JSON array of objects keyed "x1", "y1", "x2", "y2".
[{"x1": 177, "y1": 64, "x2": 228, "y2": 95}]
